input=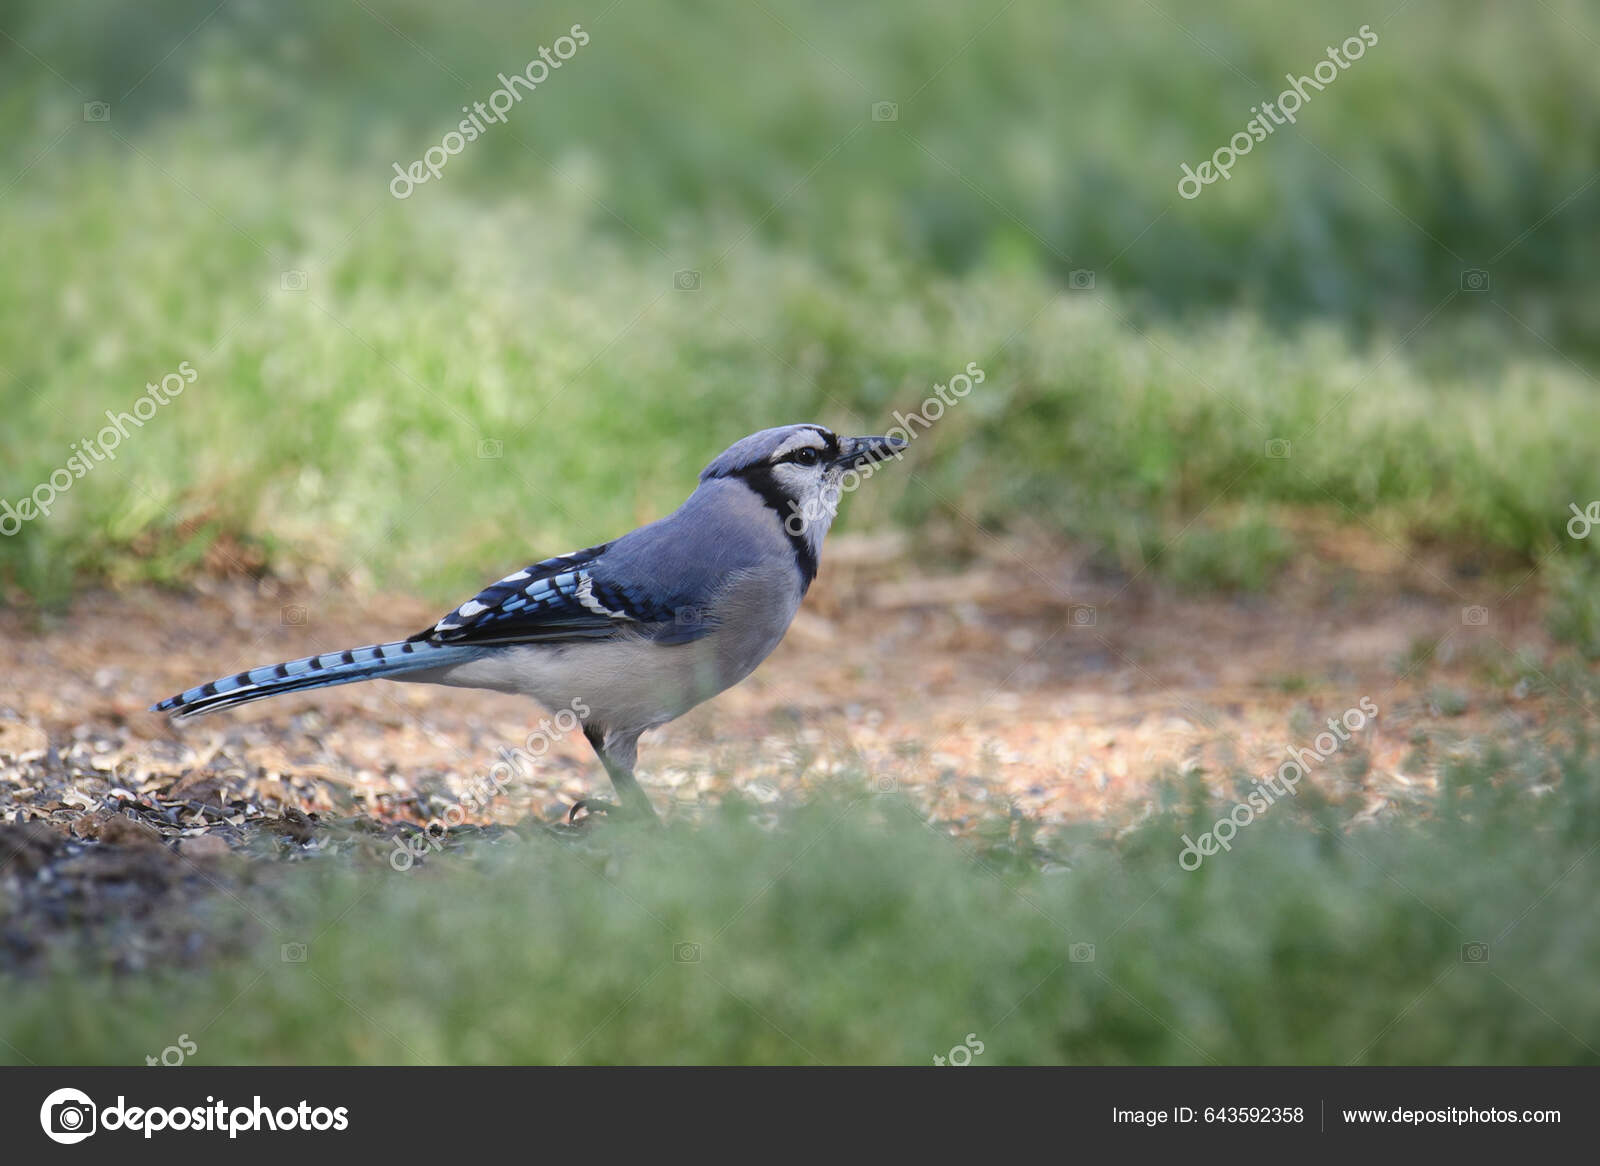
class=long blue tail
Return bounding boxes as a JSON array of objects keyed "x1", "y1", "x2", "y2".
[{"x1": 150, "y1": 639, "x2": 477, "y2": 719}]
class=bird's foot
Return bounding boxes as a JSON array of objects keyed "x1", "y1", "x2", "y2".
[
  {"x1": 567, "y1": 798, "x2": 621, "y2": 825},
  {"x1": 566, "y1": 797, "x2": 663, "y2": 827}
]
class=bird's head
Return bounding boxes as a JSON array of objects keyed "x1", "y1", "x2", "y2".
[{"x1": 701, "y1": 423, "x2": 907, "y2": 576}]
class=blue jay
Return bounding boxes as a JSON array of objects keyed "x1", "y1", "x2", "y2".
[{"x1": 152, "y1": 424, "x2": 905, "y2": 823}]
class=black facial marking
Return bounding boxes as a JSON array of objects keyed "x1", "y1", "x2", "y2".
[
  {"x1": 739, "y1": 464, "x2": 819, "y2": 590},
  {"x1": 777, "y1": 428, "x2": 837, "y2": 465}
]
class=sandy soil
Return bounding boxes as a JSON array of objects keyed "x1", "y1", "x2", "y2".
[
  {"x1": 1, "y1": 527, "x2": 1557, "y2": 839},
  {"x1": 0, "y1": 526, "x2": 1569, "y2": 972}
]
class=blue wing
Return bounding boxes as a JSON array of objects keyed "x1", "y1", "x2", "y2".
[{"x1": 416, "y1": 543, "x2": 713, "y2": 647}]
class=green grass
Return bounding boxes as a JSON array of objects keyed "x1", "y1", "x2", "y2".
[
  {"x1": 3, "y1": 0, "x2": 1600, "y2": 604},
  {"x1": 8, "y1": 0, "x2": 1599, "y2": 350},
  {"x1": 1545, "y1": 557, "x2": 1600, "y2": 660},
  {"x1": 5, "y1": 0, "x2": 1599, "y2": 1069},
  {"x1": 4, "y1": 127, "x2": 1600, "y2": 605},
  {"x1": 7, "y1": 716, "x2": 1600, "y2": 1065}
]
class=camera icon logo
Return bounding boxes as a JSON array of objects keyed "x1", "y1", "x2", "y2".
[
  {"x1": 1460, "y1": 941, "x2": 1490, "y2": 964},
  {"x1": 280, "y1": 269, "x2": 307, "y2": 292},
  {"x1": 1068, "y1": 604, "x2": 1096, "y2": 628},
  {"x1": 871, "y1": 101, "x2": 899, "y2": 122},
  {"x1": 673, "y1": 269, "x2": 701, "y2": 291},
  {"x1": 1069, "y1": 942, "x2": 1096, "y2": 963},
  {"x1": 40, "y1": 1088, "x2": 97, "y2": 1144},
  {"x1": 281, "y1": 604, "x2": 307, "y2": 626},
  {"x1": 673, "y1": 941, "x2": 701, "y2": 964},
  {"x1": 1068, "y1": 269, "x2": 1096, "y2": 290},
  {"x1": 477, "y1": 438, "x2": 504, "y2": 459},
  {"x1": 1462, "y1": 605, "x2": 1489, "y2": 626},
  {"x1": 1265, "y1": 438, "x2": 1292, "y2": 459},
  {"x1": 82, "y1": 101, "x2": 111, "y2": 122},
  {"x1": 281, "y1": 941, "x2": 308, "y2": 963},
  {"x1": 1460, "y1": 269, "x2": 1490, "y2": 292},
  {"x1": 674, "y1": 605, "x2": 704, "y2": 627}
]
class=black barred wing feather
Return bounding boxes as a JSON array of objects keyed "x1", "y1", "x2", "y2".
[{"x1": 415, "y1": 544, "x2": 712, "y2": 647}]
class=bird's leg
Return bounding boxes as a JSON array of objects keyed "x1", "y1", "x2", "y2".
[{"x1": 582, "y1": 728, "x2": 661, "y2": 825}]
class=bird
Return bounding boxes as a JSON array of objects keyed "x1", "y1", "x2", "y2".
[{"x1": 151, "y1": 424, "x2": 905, "y2": 823}]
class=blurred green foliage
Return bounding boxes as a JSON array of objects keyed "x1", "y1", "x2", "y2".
[
  {"x1": 8, "y1": 708, "x2": 1600, "y2": 1064},
  {"x1": 5, "y1": 2, "x2": 1598, "y2": 1066},
  {"x1": 2, "y1": 0, "x2": 1597, "y2": 603},
  {"x1": 1545, "y1": 556, "x2": 1600, "y2": 660},
  {"x1": 8, "y1": 0, "x2": 1598, "y2": 342}
]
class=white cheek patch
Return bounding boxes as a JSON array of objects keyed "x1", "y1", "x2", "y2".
[
  {"x1": 794, "y1": 476, "x2": 842, "y2": 544},
  {"x1": 812, "y1": 479, "x2": 843, "y2": 520},
  {"x1": 769, "y1": 463, "x2": 807, "y2": 489}
]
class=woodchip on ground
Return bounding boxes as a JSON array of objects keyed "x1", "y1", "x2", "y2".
[{"x1": 0, "y1": 530, "x2": 1565, "y2": 970}]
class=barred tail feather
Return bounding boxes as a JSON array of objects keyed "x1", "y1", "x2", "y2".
[{"x1": 150, "y1": 639, "x2": 475, "y2": 719}]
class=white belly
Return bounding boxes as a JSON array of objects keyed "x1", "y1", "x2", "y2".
[{"x1": 412, "y1": 634, "x2": 719, "y2": 733}]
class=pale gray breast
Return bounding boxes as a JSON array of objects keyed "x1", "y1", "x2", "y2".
[
  {"x1": 704, "y1": 558, "x2": 805, "y2": 691},
  {"x1": 690, "y1": 478, "x2": 809, "y2": 688}
]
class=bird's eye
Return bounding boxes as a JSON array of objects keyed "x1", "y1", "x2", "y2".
[{"x1": 792, "y1": 448, "x2": 820, "y2": 466}]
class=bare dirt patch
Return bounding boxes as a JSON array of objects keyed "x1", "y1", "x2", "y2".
[{"x1": 0, "y1": 530, "x2": 1564, "y2": 970}]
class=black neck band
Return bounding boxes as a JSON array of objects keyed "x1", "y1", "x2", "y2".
[{"x1": 738, "y1": 466, "x2": 818, "y2": 591}]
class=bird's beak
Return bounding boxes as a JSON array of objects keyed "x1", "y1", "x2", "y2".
[{"x1": 835, "y1": 434, "x2": 907, "y2": 470}]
